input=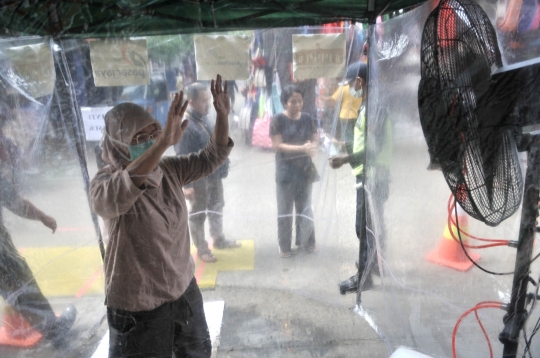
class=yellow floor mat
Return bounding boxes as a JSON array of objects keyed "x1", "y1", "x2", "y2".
[
  {"x1": 20, "y1": 246, "x2": 104, "y2": 297},
  {"x1": 19, "y1": 239, "x2": 255, "y2": 296},
  {"x1": 191, "y1": 239, "x2": 255, "y2": 289}
]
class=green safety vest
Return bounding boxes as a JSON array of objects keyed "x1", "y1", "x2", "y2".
[
  {"x1": 352, "y1": 105, "x2": 393, "y2": 178},
  {"x1": 352, "y1": 106, "x2": 366, "y2": 177}
]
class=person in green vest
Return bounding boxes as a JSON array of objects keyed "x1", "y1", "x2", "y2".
[
  {"x1": 322, "y1": 62, "x2": 365, "y2": 157},
  {"x1": 329, "y1": 61, "x2": 392, "y2": 296}
]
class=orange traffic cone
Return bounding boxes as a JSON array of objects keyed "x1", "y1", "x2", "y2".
[
  {"x1": 0, "y1": 304, "x2": 42, "y2": 347},
  {"x1": 427, "y1": 203, "x2": 481, "y2": 271}
]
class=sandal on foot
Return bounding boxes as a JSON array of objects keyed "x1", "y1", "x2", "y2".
[
  {"x1": 280, "y1": 250, "x2": 292, "y2": 258},
  {"x1": 214, "y1": 239, "x2": 241, "y2": 249},
  {"x1": 306, "y1": 245, "x2": 317, "y2": 253},
  {"x1": 199, "y1": 253, "x2": 217, "y2": 263}
]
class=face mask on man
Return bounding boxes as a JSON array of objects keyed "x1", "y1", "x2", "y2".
[
  {"x1": 128, "y1": 140, "x2": 155, "y2": 161},
  {"x1": 349, "y1": 86, "x2": 363, "y2": 99},
  {"x1": 107, "y1": 135, "x2": 155, "y2": 161}
]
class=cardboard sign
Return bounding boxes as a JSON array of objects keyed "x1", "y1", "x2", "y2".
[
  {"x1": 194, "y1": 35, "x2": 250, "y2": 80},
  {"x1": 292, "y1": 34, "x2": 346, "y2": 80},
  {"x1": 89, "y1": 39, "x2": 150, "y2": 87},
  {"x1": 81, "y1": 106, "x2": 112, "y2": 141},
  {"x1": 5, "y1": 43, "x2": 55, "y2": 98}
]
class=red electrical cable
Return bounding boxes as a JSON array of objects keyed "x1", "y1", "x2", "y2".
[
  {"x1": 447, "y1": 195, "x2": 508, "y2": 243},
  {"x1": 474, "y1": 309, "x2": 493, "y2": 358},
  {"x1": 446, "y1": 195, "x2": 510, "y2": 248},
  {"x1": 452, "y1": 301, "x2": 502, "y2": 358},
  {"x1": 448, "y1": 217, "x2": 509, "y2": 248},
  {"x1": 448, "y1": 199, "x2": 509, "y2": 244}
]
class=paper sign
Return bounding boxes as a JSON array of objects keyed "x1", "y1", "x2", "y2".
[
  {"x1": 89, "y1": 39, "x2": 150, "y2": 87},
  {"x1": 81, "y1": 106, "x2": 112, "y2": 141},
  {"x1": 5, "y1": 43, "x2": 55, "y2": 98},
  {"x1": 292, "y1": 34, "x2": 346, "y2": 80},
  {"x1": 194, "y1": 35, "x2": 250, "y2": 80}
]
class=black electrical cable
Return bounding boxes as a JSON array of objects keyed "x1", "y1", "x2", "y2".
[
  {"x1": 454, "y1": 198, "x2": 515, "y2": 275},
  {"x1": 531, "y1": 251, "x2": 540, "y2": 265},
  {"x1": 453, "y1": 197, "x2": 540, "y2": 275},
  {"x1": 453, "y1": 198, "x2": 540, "y2": 353},
  {"x1": 522, "y1": 273, "x2": 540, "y2": 358},
  {"x1": 522, "y1": 316, "x2": 540, "y2": 358},
  {"x1": 522, "y1": 328, "x2": 533, "y2": 358}
]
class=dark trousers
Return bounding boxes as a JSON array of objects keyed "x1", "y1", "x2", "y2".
[
  {"x1": 355, "y1": 186, "x2": 376, "y2": 282},
  {"x1": 356, "y1": 175, "x2": 388, "y2": 283},
  {"x1": 0, "y1": 226, "x2": 57, "y2": 337},
  {"x1": 107, "y1": 278, "x2": 211, "y2": 358},
  {"x1": 276, "y1": 179, "x2": 316, "y2": 253},
  {"x1": 189, "y1": 178, "x2": 225, "y2": 255}
]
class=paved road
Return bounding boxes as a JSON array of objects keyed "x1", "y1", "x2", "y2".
[{"x1": 2, "y1": 106, "x2": 540, "y2": 357}]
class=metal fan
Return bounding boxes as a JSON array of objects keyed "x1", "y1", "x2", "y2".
[
  {"x1": 418, "y1": 0, "x2": 526, "y2": 227},
  {"x1": 418, "y1": 0, "x2": 540, "y2": 356}
]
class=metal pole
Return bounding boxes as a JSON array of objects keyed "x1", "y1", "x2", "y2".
[
  {"x1": 499, "y1": 134, "x2": 540, "y2": 357},
  {"x1": 50, "y1": 39, "x2": 106, "y2": 261}
]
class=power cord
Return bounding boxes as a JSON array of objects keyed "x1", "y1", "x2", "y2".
[
  {"x1": 453, "y1": 197, "x2": 515, "y2": 275},
  {"x1": 447, "y1": 195, "x2": 509, "y2": 246},
  {"x1": 522, "y1": 275, "x2": 540, "y2": 358},
  {"x1": 452, "y1": 301, "x2": 503, "y2": 358}
]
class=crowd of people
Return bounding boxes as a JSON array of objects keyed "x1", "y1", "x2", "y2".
[{"x1": 0, "y1": 58, "x2": 390, "y2": 356}]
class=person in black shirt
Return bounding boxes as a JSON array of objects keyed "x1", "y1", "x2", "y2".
[{"x1": 270, "y1": 85, "x2": 319, "y2": 258}]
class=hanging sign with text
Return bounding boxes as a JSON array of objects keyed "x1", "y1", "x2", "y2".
[
  {"x1": 81, "y1": 106, "x2": 112, "y2": 141},
  {"x1": 194, "y1": 35, "x2": 251, "y2": 81},
  {"x1": 292, "y1": 34, "x2": 346, "y2": 80},
  {"x1": 6, "y1": 43, "x2": 55, "y2": 98},
  {"x1": 89, "y1": 39, "x2": 150, "y2": 87}
]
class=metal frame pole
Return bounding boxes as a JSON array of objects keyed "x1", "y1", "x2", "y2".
[{"x1": 499, "y1": 134, "x2": 540, "y2": 357}]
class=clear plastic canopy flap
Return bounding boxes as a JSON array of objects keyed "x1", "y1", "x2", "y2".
[
  {"x1": 0, "y1": 1, "x2": 539, "y2": 357},
  {"x1": 364, "y1": 1, "x2": 540, "y2": 357}
]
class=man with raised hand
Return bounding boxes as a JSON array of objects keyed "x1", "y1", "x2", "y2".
[
  {"x1": 90, "y1": 75, "x2": 233, "y2": 358},
  {"x1": 174, "y1": 82, "x2": 241, "y2": 263}
]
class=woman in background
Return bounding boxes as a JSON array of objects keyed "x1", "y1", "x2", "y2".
[{"x1": 270, "y1": 85, "x2": 318, "y2": 258}]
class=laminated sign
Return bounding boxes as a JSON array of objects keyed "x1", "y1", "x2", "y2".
[
  {"x1": 194, "y1": 35, "x2": 250, "y2": 81},
  {"x1": 81, "y1": 106, "x2": 112, "y2": 141},
  {"x1": 89, "y1": 39, "x2": 150, "y2": 87},
  {"x1": 5, "y1": 43, "x2": 55, "y2": 98},
  {"x1": 292, "y1": 34, "x2": 346, "y2": 80}
]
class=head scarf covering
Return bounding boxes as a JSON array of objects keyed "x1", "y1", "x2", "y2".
[{"x1": 101, "y1": 102, "x2": 162, "y2": 169}]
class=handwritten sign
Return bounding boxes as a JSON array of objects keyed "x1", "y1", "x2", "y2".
[
  {"x1": 5, "y1": 43, "x2": 55, "y2": 98},
  {"x1": 194, "y1": 35, "x2": 250, "y2": 81},
  {"x1": 81, "y1": 106, "x2": 112, "y2": 141},
  {"x1": 89, "y1": 39, "x2": 150, "y2": 87},
  {"x1": 292, "y1": 34, "x2": 346, "y2": 80}
]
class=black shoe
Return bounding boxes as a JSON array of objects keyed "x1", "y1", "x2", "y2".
[
  {"x1": 46, "y1": 305, "x2": 77, "y2": 347},
  {"x1": 339, "y1": 275, "x2": 358, "y2": 295},
  {"x1": 339, "y1": 274, "x2": 374, "y2": 295}
]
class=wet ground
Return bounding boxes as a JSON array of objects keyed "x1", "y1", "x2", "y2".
[{"x1": 1, "y1": 110, "x2": 540, "y2": 357}]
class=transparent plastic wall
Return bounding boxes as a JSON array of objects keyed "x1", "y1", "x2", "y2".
[
  {"x1": 0, "y1": 25, "x2": 400, "y2": 357},
  {"x1": 362, "y1": 1, "x2": 540, "y2": 357},
  {"x1": 1, "y1": 1, "x2": 539, "y2": 356},
  {"x1": 0, "y1": 37, "x2": 106, "y2": 357}
]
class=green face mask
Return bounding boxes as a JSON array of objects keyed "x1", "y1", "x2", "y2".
[{"x1": 128, "y1": 139, "x2": 154, "y2": 161}]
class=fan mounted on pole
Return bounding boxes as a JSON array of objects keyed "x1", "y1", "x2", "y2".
[{"x1": 418, "y1": 0, "x2": 540, "y2": 356}]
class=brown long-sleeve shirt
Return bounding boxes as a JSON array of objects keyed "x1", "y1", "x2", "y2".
[{"x1": 90, "y1": 139, "x2": 233, "y2": 311}]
